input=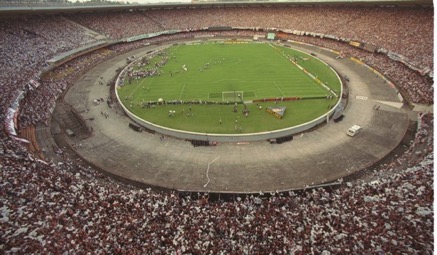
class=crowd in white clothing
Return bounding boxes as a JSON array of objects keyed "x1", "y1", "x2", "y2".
[
  {"x1": 1, "y1": 115, "x2": 433, "y2": 253},
  {"x1": 0, "y1": 5, "x2": 433, "y2": 254},
  {"x1": 62, "y1": 7, "x2": 433, "y2": 69}
]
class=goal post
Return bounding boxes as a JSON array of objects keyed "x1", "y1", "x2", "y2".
[{"x1": 222, "y1": 91, "x2": 244, "y2": 102}]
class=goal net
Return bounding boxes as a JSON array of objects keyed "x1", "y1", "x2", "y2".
[{"x1": 222, "y1": 91, "x2": 244, "y2": 102}]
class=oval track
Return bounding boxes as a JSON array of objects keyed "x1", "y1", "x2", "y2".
[{"x1": 54, "y1": 39, "x2": 409, "y2": 193}]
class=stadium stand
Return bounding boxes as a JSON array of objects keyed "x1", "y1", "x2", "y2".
[{"x1": 0, "y1": 4, "x2": 433, "y2": 253}]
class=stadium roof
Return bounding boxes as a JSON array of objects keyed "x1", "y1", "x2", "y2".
[{"x1": 0, "y1": 0, "x2": 432, "y2": 16}]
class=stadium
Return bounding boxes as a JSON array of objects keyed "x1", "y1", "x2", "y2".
[{"x1": 0, "y1": 0, "x2": 434, "y2": 253}]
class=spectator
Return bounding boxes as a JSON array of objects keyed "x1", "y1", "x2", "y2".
[{"x1": 0, "y1": 6, "x2": 433, "y2": 254}]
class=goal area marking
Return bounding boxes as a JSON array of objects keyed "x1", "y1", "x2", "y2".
[{"x1": 222, "y1": 91, "x2": 244, "y2": 102}]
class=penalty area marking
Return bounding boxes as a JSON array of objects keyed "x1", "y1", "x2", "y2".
[
  {"x1": 203, "y1": 156, "x2": 221, "y2": 188},
  {"x1": 212, "y1": 78, "x2": 246, "y2": 84}
]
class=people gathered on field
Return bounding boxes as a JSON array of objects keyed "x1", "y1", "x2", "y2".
[{"x1": 0, "y1": 5, "x2": 433, "y2": 253}]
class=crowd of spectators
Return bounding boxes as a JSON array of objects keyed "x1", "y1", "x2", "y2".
[
  {"x1": 125, "y1": 52, "x2": 168, "y2": 82},
  {"x1": 0, "y1": 14, "x2": 103, "y2": 129},
  {"x1": 0, "y1": 5, "x2": 434, "y2": 253},
  {"x1": 67, "y1": 12, "x2": 164, "y2": 39},
  {"x1": 62, "y1": 7, "x2": 433, "y2": 69},
  {"x1": 145, "y1": 6, "x2": 433, "y2": 70},
  {"x1": 1, "y1": 114, "x2": 433, "y2": 253}
]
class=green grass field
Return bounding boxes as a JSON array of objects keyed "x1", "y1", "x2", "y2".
[{"x1": 117, "y1": 42, "x2": 341, "y2": 134}]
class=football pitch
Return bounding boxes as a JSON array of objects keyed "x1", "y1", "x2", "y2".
[{"x1": 117, "y1": 42, "x2": 341, "y2": 134}]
